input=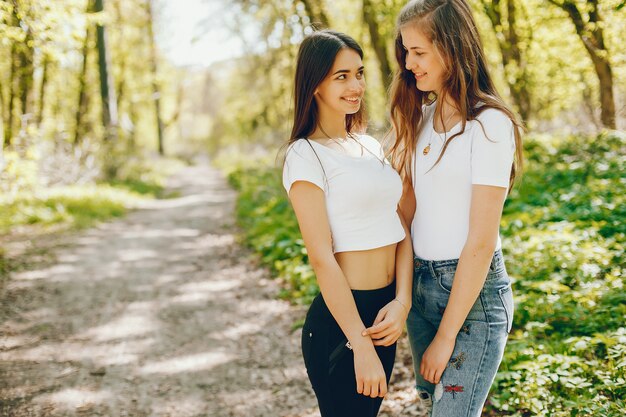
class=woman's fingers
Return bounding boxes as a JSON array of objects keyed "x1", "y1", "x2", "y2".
[
  {"x1": 362, "y1": 380, "x2": 371, "y2": 397},
  {"x1": 434, "y1": 367, "x2": 444, "y2": 385},
  {"x1": 357, "y1": 377, "x2": 364, "y2": 394},
  {"x1": 421, "y1": 358, "x2": 435, "y2": 384},
  {"x1": 371, "y1": 331, "x2": 400, "y2": 346},
  {"x1": 372, "y1": 323, "x2": 403, "y2": 341},
  {"x1": 369, "y1": 381, "x2": 379, "y2": 398},
  {"x1": 363, "y1": 320, "x2": 392, "y2": 337},
  {"x1": 379, "y1": 380, "x2": 388, "y2": 397},
  {"x1": 372, "y1": 308, "x2": 387, "y2": 326}
]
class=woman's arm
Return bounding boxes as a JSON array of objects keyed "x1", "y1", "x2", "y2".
[
  {"x1": 420, "y1": 184, "x2": 508, "y2": 384},
  {"x1": 289, "y1": 181, "x2": 388, "y2": 398},
  {"x1": 363, "y1": 209, "x2": 413, "y2": 346},
  {"x1": 394, "y1": 212, "x2": 413, "y2": 312},
  {"x1": 398, "y1": 178, "x2": 416, "y2": 226},
  {"x1": 396, "y1": 178, "x2": 416, "y2": 308}
]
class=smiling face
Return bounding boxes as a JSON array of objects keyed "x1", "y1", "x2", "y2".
[
  {"x1": 314, "y1": 48, "x2": 365, "y2": 116},
  {"x1": 400, "y1": 25, "x2": 447, "y2": 95}
]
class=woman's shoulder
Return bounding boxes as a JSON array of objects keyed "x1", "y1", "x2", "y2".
[
  {"x1": 473, "y1": 106, "x2": 513, "y2": 127},
  {"x1": 470, "y1": 106, "x2": 515, "y2": 145},
  {"x1": 286, "y1": 138, "x2": 317, "y2": 157}
]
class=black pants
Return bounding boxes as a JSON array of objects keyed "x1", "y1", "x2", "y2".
[{"x1": 301, "y1": 281, "x2": 397, "y2": 417}]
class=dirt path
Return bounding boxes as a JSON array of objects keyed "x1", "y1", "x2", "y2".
[{"x1": 0, "y1": 160, "x2": 426, "y2": 417}]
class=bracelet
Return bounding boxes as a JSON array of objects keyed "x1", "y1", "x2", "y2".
[{"x1": 394, "y1": 298, "x2": 409, "y2": 313}]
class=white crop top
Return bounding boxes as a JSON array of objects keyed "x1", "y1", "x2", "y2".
[
  {"x1": 411, "y1": 102, "x2": 515, "y2": 260},
  {"x1": 283, "y1": 134, "x2": 406, "y2": 253}
]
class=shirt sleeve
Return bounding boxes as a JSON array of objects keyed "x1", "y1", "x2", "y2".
[
  {"x1": 282, "y1": 140, "x2": 326, "y2": 194},
  {"x1": 471, "y1": 108, "x2": 515, "y2": 188}
]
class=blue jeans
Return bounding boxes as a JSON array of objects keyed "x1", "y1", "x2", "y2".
[{"x1": 406, "y1": 250, "x2": 514, "y2": 417}]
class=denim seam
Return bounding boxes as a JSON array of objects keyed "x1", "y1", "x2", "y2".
[
  {"x1": 436, "y1": 270, "x2": 451, "y2": 294},
  {"x1": 498, "y1": 285, "x2": 513, "y2": 333},
  {"x1": 467, "y1": 291, "x2": 491, "y2": 416}
]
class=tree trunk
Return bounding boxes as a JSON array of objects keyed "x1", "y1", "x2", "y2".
[
  {"x1": 36, "y1": 55, "x2": 49, "y2": 127},
  {"x1": 113, "y1": 0, "x2": 125, "y2": 112},
  {"x1": 362, "y1": 0, "x2": 392, "y2": 92},
  {"x1": 0, "y1": 77, "x2": 4, "y2": 149},
  {"x1": 548, "y1": 0, "x2": 615, "y2": 128},
  {"x1": 5, "y1": 41, "x2": 16, "y2": 147},
  {"x1": 18, "y1": 26, "x2": 34, "y2": 122},
  {"x1": 74, "y1": 0, "x2": 94, "y2": 144},
  {"x1": 146, "y1": 0, "x2": 165, "y2": 155},
  {"x1": 481, "y1": 0, "x2": 531, "y2": 121},
  {"x1": 300, "y1": 0, "x2": 330, "y2": 28},
  {"x1": 94, "y1": 0, "x2": 118, "y2": 140}
]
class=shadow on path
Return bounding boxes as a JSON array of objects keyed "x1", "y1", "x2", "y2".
[{"x1": 0, "y1": 159, "x2": 317, "y2": 417}]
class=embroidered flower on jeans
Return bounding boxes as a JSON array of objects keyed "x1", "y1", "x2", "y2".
[{"x1": 448, "y1": 352, "x2": 467, "y2": 370}]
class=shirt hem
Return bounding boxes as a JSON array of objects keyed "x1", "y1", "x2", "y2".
[{"x1": 333, "y1": 231, "x2": 406, "y2": 254}]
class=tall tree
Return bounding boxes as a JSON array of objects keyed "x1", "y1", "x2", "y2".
[
  {"x1": 36, "y1": 53, "x2": 49, "y2": 127},
  {"x1": 74, "y1": 0, "x2": 94, "y2": 144},
  {"x1": 145, "y1": 0, "x2": 165, "y2": 155},
  {"x1": 363, "y1": 0, "x2": 393, "y2": 92},
  {"x1": 480, "y1": 0, "x2": 531, "y2": 121},
  {"x1": 5, "y1": 40, "x2": 16, "y2": 147},
  {"x1": 94, "y1": 0, "x2": 118, "y2": 140},
  {"x1": 547, "y1": 0, "x2": 615, "y2": 129},
  {"x1": 17, "y1": 21, "x2": 34, "y2": 120}
]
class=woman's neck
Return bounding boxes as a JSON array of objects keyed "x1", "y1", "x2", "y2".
[
  {"x1": 309, "y1": 106, "x2": 347, "y2": 139},
  {"x1": 433, "y1": 95, "x2": 461, "y2": 132}
]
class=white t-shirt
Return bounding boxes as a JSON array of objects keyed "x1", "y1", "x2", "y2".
[
  {"x1": 283, "y1": 134, "x2": 406, "y2": 253},
  {"x1": 411, "y1": 102, "x2": 515, "y2": 260}
]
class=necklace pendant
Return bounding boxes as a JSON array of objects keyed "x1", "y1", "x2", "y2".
[{"x1": 423, "y1": 144, "x2": 431, "y2": 155}]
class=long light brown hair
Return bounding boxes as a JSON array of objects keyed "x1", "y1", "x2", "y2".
[{"x1": 387, "y1": 0, "x2": 523, "y2": 189}]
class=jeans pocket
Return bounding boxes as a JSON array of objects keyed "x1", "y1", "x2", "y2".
[
  {"x1": 498, "y1": 285, "x2": 514, "y2": 333},
  {"x1": 436, "y1": 269, "x2": 455, "y2": 293}
]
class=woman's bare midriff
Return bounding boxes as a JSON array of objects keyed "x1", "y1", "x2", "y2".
[{"x1": 334, "y1": 243, "x2": 397, "y2": 290}]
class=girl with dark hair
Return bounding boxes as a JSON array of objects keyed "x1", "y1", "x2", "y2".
[
  {"x1": 387, "y1": 1, "x2": 523, "y2": 416},
  {"x1": 282, "y1": 30, "x2": 413, "y2": 417}
]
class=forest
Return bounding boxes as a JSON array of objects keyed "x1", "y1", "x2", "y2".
[{"x1": 1, "y1": 0, "x2": 625, "y2": 416}]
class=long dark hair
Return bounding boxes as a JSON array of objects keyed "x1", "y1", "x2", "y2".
[
  {"x1": 288, "y1": 30, "x2": 367, "y2": 143},
  {"x1": 387, "y1": 0, "x2": 523, "y2": 189}
]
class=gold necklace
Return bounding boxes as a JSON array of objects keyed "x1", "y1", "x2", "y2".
[{"x1": 423, "y1": 110, "x2": 457, "y2": 156}]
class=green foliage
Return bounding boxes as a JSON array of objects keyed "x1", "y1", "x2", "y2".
[
  {"x1": 210, "y1": 0, "x2": 625, "y2": 156},
  {"x1": 492, "y1": 130, "x2": 626, "y2": 416},
  {"x1": 0, "y1": 184, "x2": 140, "y2": 233},
  {"x1": 0, "y1": 149, "x2": 184, "y2": 233},
  {"x1": 227, "y1": 166, "x2": 319, "y2": 304},
  {"x1": 228, "y1": 131, "x2": 626, "y2": 415}
]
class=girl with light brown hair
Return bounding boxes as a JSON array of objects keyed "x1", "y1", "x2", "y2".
[{"x1": 388, "y1": 1, "x2": 523, "y2": 415}]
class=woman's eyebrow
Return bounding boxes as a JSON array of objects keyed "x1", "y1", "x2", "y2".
[{"x1": 332, "y1": 66, "x2": 365, "y2": 76}]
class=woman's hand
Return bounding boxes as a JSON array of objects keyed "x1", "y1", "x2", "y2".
[
  {"x1": 420, "y1": 333, "x2": 456, "y2": 384},
  {"x1": 363, "y1": 299, "x2": 409, "y2": 346},
  {"x1": 353, "y1": 343, "x2": 388, "y2": 398}
]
